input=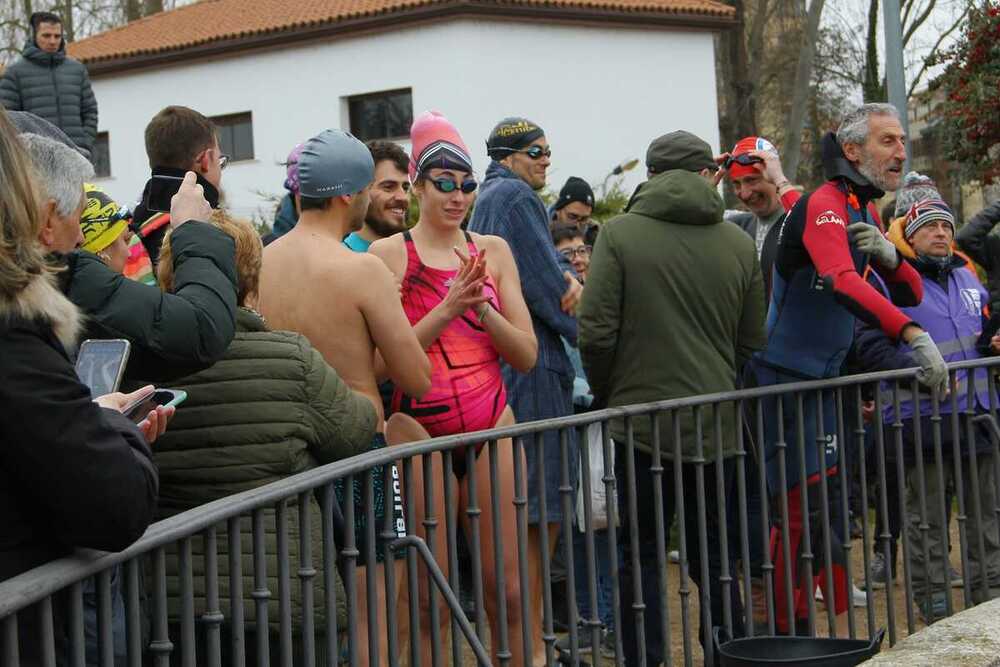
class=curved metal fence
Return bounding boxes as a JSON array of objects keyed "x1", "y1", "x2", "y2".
[{"x1": 3, "y1": 358, "x2": 1000, "y2": 666}]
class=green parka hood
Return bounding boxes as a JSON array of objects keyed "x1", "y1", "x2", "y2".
[{"x1": 625, "y1": 169, "x2": 724, "y2": 226}]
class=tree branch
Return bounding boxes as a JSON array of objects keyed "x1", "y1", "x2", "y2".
[
  {"x1": 903, "y1": 0, "x2": 937, "y2": 48},
  {"x1": 902, "y1": 0, "x2": 915, "y2": 30},
  {"x1": 906, "y1": 3, "x2": 970, "y2": 97}
]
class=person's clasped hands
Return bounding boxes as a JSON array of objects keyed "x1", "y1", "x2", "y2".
[{"x1": 444, "y1": 245, "x2": 490, "y2": 319}]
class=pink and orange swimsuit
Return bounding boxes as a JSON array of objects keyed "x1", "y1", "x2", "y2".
[{"x1": 391, "y1": 231, "x2": 507, "y2": 445}]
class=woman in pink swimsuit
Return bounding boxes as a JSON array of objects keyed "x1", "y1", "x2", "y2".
[{"x1": 371, "y1": 111, "x2": 537, "y2": 665}]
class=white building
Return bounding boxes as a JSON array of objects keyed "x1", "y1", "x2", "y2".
[{"x1": 70, "y1": 0, "x2": 733, "y2": 223}]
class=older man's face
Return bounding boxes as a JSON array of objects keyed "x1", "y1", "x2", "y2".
[
  {"x1": 40, "y1": 192, "x2": 86, "y2": 253},
  {"x1": 846, "y1": 114, "x2": 907, "y2": 192}
]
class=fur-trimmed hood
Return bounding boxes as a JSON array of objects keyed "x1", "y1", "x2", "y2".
[{"x1": 0, "y1": 272, "x2": 81, "y2": 351}]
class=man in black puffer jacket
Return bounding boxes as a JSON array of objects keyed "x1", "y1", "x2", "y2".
[
  {"x1": 956, "y1": 197, "x2": 1000, "y2": 315},
  {"x1": 0, "y1": 11, "x2": 98, "y2": 157}
]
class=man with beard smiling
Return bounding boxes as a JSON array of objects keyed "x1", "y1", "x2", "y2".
[
  {"x1": 344, "y1": 140, "x2": 411, "y2": 252},
  {"x1": 753, "y1": 102, "x2": 948, "y2": 636}
]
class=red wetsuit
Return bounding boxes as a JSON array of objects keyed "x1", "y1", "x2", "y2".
[{"x1": 392, "y1": 231, "x2": 506, "y2": 439}]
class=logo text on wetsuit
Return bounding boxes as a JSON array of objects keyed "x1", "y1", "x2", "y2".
[{"x1": 815, "y1": 210, "x2": 846, "y2": 228}]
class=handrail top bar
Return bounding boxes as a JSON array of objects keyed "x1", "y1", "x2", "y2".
[{"x1": 2, "y1": 357, "x2": 997, "y2": 615}]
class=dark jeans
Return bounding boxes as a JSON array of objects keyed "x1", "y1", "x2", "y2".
[{"x1": 617, "y1": 449, "x2": 744, "y2": 666}]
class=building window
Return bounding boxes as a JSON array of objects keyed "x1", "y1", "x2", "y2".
[
  {"x1": 347, "y1": 88, "x2": 412, "y2": 142},
  {"x1": 93, "y1": 132, "x2": 111, "y2": 178},
  {"x1": 211, "y1": 112, "x2": 254, "y2": 162}
]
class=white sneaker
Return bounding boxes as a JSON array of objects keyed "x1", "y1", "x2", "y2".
[{"x1": 815, "y1": 584, "x2": 868, "y2": 608}]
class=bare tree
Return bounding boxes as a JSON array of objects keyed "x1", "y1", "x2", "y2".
[
  {"x1": 862, "y1": 0, "x2": 886, "y2": 101},
  {"x1": 717, "y1": 0, "x2": 760, "y2": 153},
  {"x1": 905, "y1": 0, "x2": 972, "y2": 96},
  {"x1": 782, "y1": 0, "x2": 827, "y2": 181},
  {"x1": 57, "y1": 1, "x2": 76, "y2": 42},
  {"x1": 0, "y1": 0, "x2": 177, "y2": 62}
]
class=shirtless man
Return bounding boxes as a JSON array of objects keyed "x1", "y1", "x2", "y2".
[{"x1": 258, "y1": 128, "x2": 430, "y2": 665}]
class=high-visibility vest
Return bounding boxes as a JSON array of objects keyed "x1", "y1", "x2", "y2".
[{"x1": 878, "y1": 265, "x2": 994, "y2": 422}]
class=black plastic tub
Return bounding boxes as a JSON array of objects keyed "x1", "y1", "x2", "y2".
[{"x1": 714, "y1": 628, "x2": 885, "y2": 667}]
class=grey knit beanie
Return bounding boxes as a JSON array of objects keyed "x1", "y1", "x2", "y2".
[{"x1": 894, "y1": 172, "x2": 942, "y2": 217}]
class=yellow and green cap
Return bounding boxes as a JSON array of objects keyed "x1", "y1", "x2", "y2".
[{"x1": 80, "y1": 184, "x2": 130, "y2": 254}]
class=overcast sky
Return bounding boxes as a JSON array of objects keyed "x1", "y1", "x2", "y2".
[{"x1": 820, "y1": 0, "x2": 969, "y2": 98}]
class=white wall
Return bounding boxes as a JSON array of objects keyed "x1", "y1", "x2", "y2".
[{"x1": 90, "y1": 18, "x2": 720, "y2": 223}]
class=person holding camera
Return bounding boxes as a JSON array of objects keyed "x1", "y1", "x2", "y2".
[{"x1": 131, "y1": 106, "x2": 227, "y2": 268}]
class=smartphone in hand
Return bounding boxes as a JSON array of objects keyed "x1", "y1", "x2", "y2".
[
  {"x1": 75, "y1": 339, "x2": 130, "y2": 398},
  {"x1": 122, "y1": 388, "x2": 187, "y2": 423},
  {"x1": 145, "y1": 174, "x2": 185, "y2": 213}
]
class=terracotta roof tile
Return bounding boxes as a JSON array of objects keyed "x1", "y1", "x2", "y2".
[{"x1": 68, "y1": 0, "x2": 734, "y2": 65}]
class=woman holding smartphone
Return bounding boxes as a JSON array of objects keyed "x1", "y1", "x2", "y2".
[
  {"x1": 0, "y1": 108, "x2": 165, "y2": 664},
  {"x1": 370, "y1": 110, "x2": 537, "y2": 666}
]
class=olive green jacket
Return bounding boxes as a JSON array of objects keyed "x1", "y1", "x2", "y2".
[
  {"x1": 151, "y1": 308, "x2": 378, "y2": 633},
  {"x1": 578, "y1": 170, "x2": 766, "y2": 461}
]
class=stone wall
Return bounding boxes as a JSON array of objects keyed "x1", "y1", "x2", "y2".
[{"x1": 865, "y1": 598, "x2": 1000, "y2": 666}]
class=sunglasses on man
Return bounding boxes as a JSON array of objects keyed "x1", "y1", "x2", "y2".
[
  {"x1": 723, "y1": 153, "x2": 763, "y2": 170},
  {"x1": 427, "y1": 176, "x2": 479, "y2": 194},
  {"x1": 496, "y1": 145, "x2": 552, "y2": 160},
  {"x1": 518, "y1": 146, "x2": 552, "y2": 160}
]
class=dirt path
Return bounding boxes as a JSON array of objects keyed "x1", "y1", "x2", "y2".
[{"x1": 422, "y1": 522, "x2": 980, "y2": 665}]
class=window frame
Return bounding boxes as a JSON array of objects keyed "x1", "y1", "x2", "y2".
[
  {"x1": 93, "y1": 131, "x2": 111, "y2": 179},
  {"x1": 210, "y1": 111, "x2": 255, "y2": 163},
  {"x1": 346, "y1": 88, "x2": 414, "y2": 142}
]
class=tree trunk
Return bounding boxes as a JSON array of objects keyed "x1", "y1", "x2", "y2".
[
  {"x1": 21, "y1": 0, "x2": 34, "y2": 45},
  {"x1": 745, "y1": 0, "x2": 770, "y2": 94},
  {"x1": 125, "y1": 0, "x2": 143, "y2": 21},
  {"x1": 717, "y1": 0, "x2": 758, "y2": 154},
  {"x1": 59, "y1": 1, "x2": 75, "y2": 42},
  {"x1": 863, "y1": 0, "x2": 886, "y2": 101},
  {"x1": 782, "y1": 0, "x2": 826, "y2": 182}
]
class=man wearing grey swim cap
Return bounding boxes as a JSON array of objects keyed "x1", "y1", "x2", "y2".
[{"x1": 258, "y1": 128, "x2": 431, "y2": 665}]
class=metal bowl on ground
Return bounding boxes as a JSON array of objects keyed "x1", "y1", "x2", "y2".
[{"x1": 714, "y1": 628, "x2": 885, "y2": 667}]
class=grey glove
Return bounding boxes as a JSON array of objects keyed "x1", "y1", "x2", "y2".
[
  {"x1": 909, "y1": 331, "x2": 949, "y2": 395},
  {"x1": 848, "y1": 222, "x2": 900, "y2": 269}
]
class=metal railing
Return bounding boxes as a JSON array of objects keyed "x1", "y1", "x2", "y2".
[{"x1": 2, "y1": 358, "x2": 1000, "y2": 666}]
